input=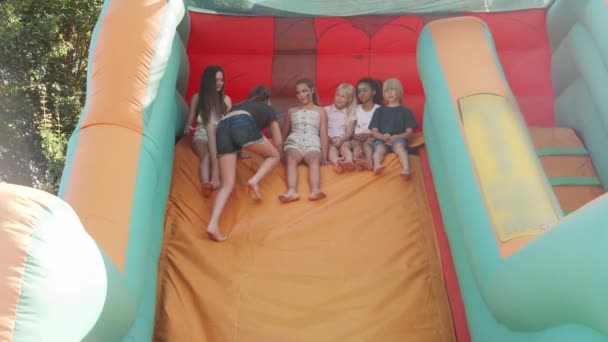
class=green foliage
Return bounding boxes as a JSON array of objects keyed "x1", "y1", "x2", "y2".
[{"x1": 0, "y1": 0, "x2": 102, "y2": 193}]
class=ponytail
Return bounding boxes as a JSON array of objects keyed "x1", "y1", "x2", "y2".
[{"x1": 312, "y1": 93, "x2": 320, "y2": 106}]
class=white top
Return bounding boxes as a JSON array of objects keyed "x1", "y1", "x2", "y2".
[
  {"x1": 354, "y1": 104, "x2": 380, "y2": 134},
  {"x1": 194, "y1": 94, "x2": 231, "y2": 128},
  {"x1": 196, "y1": 110, "x2": 220, "y2": 127}
]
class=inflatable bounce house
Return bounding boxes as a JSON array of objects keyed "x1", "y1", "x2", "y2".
[{"x1": 2, "y1": 0, "x2": 608, "y2": 340}]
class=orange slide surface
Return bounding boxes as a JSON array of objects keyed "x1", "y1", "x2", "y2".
[{"x1": 153, "y1": 138, "x2": 455, "y2": 341}]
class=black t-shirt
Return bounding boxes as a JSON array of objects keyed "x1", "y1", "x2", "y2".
[
  {"x1": 369, "y1": 105, "x2": 418, "y2": 135},
  {"x1": 230, "y1": 101, "x2": 278, "y2": 130}
]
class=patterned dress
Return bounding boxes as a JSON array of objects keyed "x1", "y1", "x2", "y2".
[{"x1": 284, "y1": 108, "x2": 322, "y2": 155}]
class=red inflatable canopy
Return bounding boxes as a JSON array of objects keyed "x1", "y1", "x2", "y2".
[{"x1": 186, "y1": 10, "x2": 554, "y2": 128}]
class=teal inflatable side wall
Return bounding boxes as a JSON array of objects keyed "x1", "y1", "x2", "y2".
[
  {"x1": 121, "y1": 0, "x2": 189, "y2": 340},
  {"x1": 419, "y1": 15, "x2": 608, "y2": 341},
  {"x1": 14, "y1": 0, "x2": 189, "y2": 341},
  {"x1": 547, "y1": 0, "x2": 608, "y2": 189},
  {"x1": 57, "y1": 0, "x2": 112, "y2": 199}
]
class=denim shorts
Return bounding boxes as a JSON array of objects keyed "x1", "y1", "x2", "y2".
[
  {"x1": 373, "y1": 138, "x2": 407, "y2": 152},
  {"x1": 216, "y1": 114, "x2": 264, "y2": 156}
]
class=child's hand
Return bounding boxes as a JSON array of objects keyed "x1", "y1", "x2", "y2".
[
  {"x1": 321, "y1": 159, "x2": 331, "y2": 166},
  {"x1": 383, "y1": 133, "x2": 391, "y2": 142},
  {"x1": 355, "y1": 133, "x2": 370, "y2": 141},
  {"x1": 184, "y1": 125, "x2": 193, "y2": 135},
  {"x1": 331, "y1": 137, "x2": 341, "y2": 146}
]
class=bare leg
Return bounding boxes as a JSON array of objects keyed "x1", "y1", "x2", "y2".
[
  {"x1": 192, "y1": 139, "x2": 212, "y2": 196},
  {"x1": 206, "y1": 153, "x2": 238, "y2": 242},
  {"x1": 339, "y1": 142, "x2": 355, "y2": 171},
  {"x1": 206, "y1": 125, "x2": 221, "y2": 189},
  {"x1": 210, "y1": 158, "x2": 220, "y2": 189},
  {"x1": 352, "y1": 140, "x2": 370, "y2": 171},
  {"x1": 363, "y1": 139, "x2": 374, "y2": 170},
  {"x1": 328, "y1": 144, "x2": 344, "y2": 174},
  {"x1": 242, "y1": 139, "x2": 280, "y2": 202},
  {"x1": 279, "y1": 148, "x2": 303, "y2": 203},
  {"x1": 352, "y1": 139, "x2": 363, "y2": 160},
  {"x1": 304, "y1": 151, "x2": 326, "y2": 201},
  {"x1": 393, "y1": 143, "x2": 411, "y2": 181},
  {"x1": 373, "y1": 144, "x2": 387, "y2": 175}
]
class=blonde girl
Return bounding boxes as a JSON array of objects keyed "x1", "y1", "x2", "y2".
[{"x1": 324, "y1": 83, "x2": 357, "y2": 173}]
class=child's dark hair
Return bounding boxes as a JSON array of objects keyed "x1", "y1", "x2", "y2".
[
  {"x1": 357, "y1": 77, "x2": 383, "y2": 105},
  {"x1": 295, "y1": 78, "x2": 320, "y2": 106},
  {"x1": 197, "y1": 65, "x2": 227, "y2": 125},
  {"x1": 248, "y1": 85, "x2": 271, "y2": 102}
]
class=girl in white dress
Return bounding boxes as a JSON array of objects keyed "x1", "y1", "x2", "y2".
[{"x1": 279, "y1": 78, "x2": 329, "y2": 203}]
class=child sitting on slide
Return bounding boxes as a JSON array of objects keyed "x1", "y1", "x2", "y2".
[
  {"x1": 324, "y1": 83, "x2": 357, "y2": 173},
  {"x1": 352, "y1": 77, "x2": 383, "y2": 171},
  {"x1": 369, "y1": 78, "x2": 418, "y2": 180}
]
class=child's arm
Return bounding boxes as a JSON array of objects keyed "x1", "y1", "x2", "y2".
[
  {"x1": 371, "y1": 128, "x2": 386, "y2": 141},
  {"x1": 281, "y1": 109, "x2": 292, "y2": 141},
  {"x1": 390, "y1": 107, "x2": 417, "y2": 142},
  {"x1": 224, "y1": 94, "x2": 232, "y2": 111},
  {"x1": 338, "y1": 119, "x2": 356, "y2": 145},
  {"x1": 368, "y1": 107, "x2": 386, "y2": 141},
  {"x1": 184, "y1": 94, "x2": 198, "y2": 134},
  {"x1": 268, "y1": 121, "x2": 283, "y2": 152},
  {"x1": 319, "y1": 107, "x2": 330, "y2": 163},
  {"x1": 391, "y1": 128, "x2": 413, "y2": 141}
]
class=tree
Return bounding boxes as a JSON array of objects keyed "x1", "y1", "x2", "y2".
[{"x1": 0, "y1": 0, "x2": 103, "y2": 193}]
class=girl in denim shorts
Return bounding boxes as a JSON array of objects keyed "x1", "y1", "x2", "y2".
[{"x1": 206, "y1": 86, "x2": 283, "y2": 242}]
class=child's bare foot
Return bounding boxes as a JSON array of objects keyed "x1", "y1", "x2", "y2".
[
  {"x1": 341, "y1": 159, "x2": 355, "y2": 172},
  {"x1": 210, "y1": 178, "x2": 220, "y2": 190},
  {"x1": 279, "y1": 190, "x2": 300, "y2": 203},
  {"x1": 206, "y1": 225, "x2": 227, "y2": 242},
  {"x1": 308, "y1": 191, "x2": 326, "y2": 201},
  {"x1": 373, "y1": 165, "x2": 385, "y2": 175},
  {"x1": 247, "y1": 181, "x2": 262, "y2": 202},
  {"x1": 201, "y1": 182, "x2": 213, "y2": 197},
  {"x1": 334, "y1": 162, "x2": 344, "y2": 174},
  {"x1": 355, "y1": 158, "x2": 371, "y2": 171}
]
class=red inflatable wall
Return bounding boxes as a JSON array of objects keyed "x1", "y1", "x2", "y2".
[{"x1": 185, "y1": 10, "x2": 554, "y2": 128}]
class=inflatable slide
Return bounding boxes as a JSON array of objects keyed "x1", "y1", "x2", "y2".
[{"x1": 1, "y1": 0, "x2": 607, "y2": 341}]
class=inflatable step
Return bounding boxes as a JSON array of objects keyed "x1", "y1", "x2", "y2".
[{"x1": 528, "y1": 127, "x2": 605, "y2": 215}]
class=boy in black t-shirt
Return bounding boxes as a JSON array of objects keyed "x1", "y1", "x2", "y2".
[{"x1": 369, "y1": 78, "x2": 418, "y2": 180}]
